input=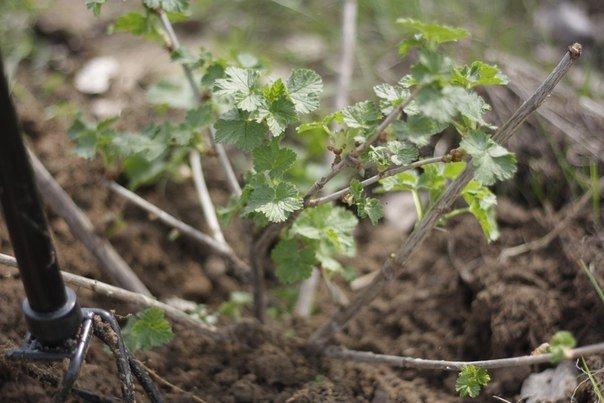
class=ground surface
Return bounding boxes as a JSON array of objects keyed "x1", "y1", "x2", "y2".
[{"x1": 0, "y1": 1, "x2": 603, "y2": 402}]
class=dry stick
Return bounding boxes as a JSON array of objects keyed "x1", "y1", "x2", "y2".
[
  {"x1": 309, "y1": 44, "x2": 583, "y2": 346},
  {"x1": 0, "y1": 253, "x2": 222, "y2": 341},
  {"x1": 157, "y1": 10, "x2": 241, "y2": 197},
  {"x1": 27, "y1": 150, "x2": 152, "y2": 296},
  {"x1": 307, "y1": 155, "x2": 444, "y2": 206},
  {"x1": 189, "y1": 150, "x2": 227, "y2": 245},
  {"x1": 106, "y1": 181, "x2": 251, "y2": 278},
  {"x1": 325, "y1": 343, "x2": 604, "y2": 371},
  {"x1": 499, "y1": 184, "x2": 597, "y2": 260}
]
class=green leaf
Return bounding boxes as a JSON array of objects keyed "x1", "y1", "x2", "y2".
[
  {"x1": 272, "y1": 238, "x2": 317, "y2": 284},
  {"x1": 291, "y1": 204, "x2": 357, "y2": 256},
  {"x1": 112, "y1": 132, "x2": 167, "y2": 161},
  {"x1": 393, "y1": 114, "x2": 448, "y2": 146},
  {"x1": 455, "y1": 365, "x2": 490, "y2": 398},
  {"x1": 286, "y1": 68, "x2": 323, "y2": 114},
  {"x1": 410, "y1": 49, "x2": 454, "y2": 85},
  {"x1": 547, "y1": 331, "x2": 577, "y2": 363},
  {"x1": 86, "y1": 0, "x2": 107, "y2": 16},
  {"x1": 218, "y1": 291, "x2": 252, "y2": 320},
  {"x1": 215, "y1": 66, "x2": 262, "y2": 112},
  {"x1": 451, "y1": 61, "x2": 509, "y2": 88},
  {"x1": 252, "y1": 140, "x2": 296, "y2": 178},
  {"x1": 348, "y1": 179, "x2": 384, "y2": 225},
  {"x1": 415, "y1": 86, "x2": 457, "y2": 123},
  {"x1": 373, "y1": 83, "x2": 410, "y2": 113},
  {"x1": 460, "y1": 130, "x2": 517, "y2": 185},
  {"x1": 214, "y1": 109, "x2": 266, "y2": 151},
  {"x1": 245, "y1": 180, "x2": 302, "y2": 222},
  {"x1": 123, "y1": 154, "x2": 168, "y2": 189},
  {"x1": 462, "y1": 180, "x2": 499, "y2": 241},
  {"x1": 143, "y1": 0, "x2": 189, "y2": 13},
  {"x1": 367, "y1": 141, "x2": 419, "y2": 170},
  {"x1": 201, "y1": 61, "x2": 226, "y2": 87},
  {"x1": 122, "y1": 308, "x2": 174, "y2": 352},
  {"x1": 448, "y1": 87, "x2": 491, "y2": 127},
  {"x1": 111, "y1": 12, "x2": 160, "y2": 41},
  {"x1": 342, "y1": 101, "x2": 382, "y2": 129},
  {"x1": 379, "y1": 170, "x2": 419, "y2": 192},
  {"x1": 397, "y1": 18, "x2": 469, "y2": 47},
  {"x1": 258, "y1": 79, "x2": 297, "y2": 136}
]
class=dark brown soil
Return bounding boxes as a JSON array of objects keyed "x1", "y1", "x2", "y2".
[{"x1": 0, "y1": 2, "x2": 603, "y2": 402}]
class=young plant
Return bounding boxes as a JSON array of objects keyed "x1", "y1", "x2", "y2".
[{"x1": 76, "y1": 0, "x2": 588, "y2": 398}]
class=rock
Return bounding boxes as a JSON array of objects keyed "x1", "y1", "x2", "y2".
[
  {"x1": 75, "y1": 57, "x2": 119, "y2": 95},
  {"x1": 520, "y1": 362, "x2": 578, "y2": 403}
]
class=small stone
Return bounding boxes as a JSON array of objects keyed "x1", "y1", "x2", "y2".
[{"x1": 75, "y1": 57, "x2": 119, "y2": 95}]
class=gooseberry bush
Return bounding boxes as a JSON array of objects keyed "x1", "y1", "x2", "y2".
[{"x1": 77, "y1": 0, "x2": 528, "y2": 398}]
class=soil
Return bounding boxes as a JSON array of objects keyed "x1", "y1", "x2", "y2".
[{"x1": 0, "y1": 2, "x2": 603, "y2": 402}]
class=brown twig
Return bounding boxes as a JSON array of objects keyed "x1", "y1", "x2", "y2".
[
  {"x1": 106, "y1": 181, "x2": 250, "y2": 280},
  {"x1": 0, "y1": 253, "x2": 223, "y2": 341},
  {"x1": 27, "y1": 149, "x2": 152, "y2": 296},
  {"x1": 325, "y1": 342, "x2": 604, "y2": 371},
  {"x1": 139, "y1": 361, "x2": 206, "y2": 403},
  {"x1": 309, "y1": 44, "x2": 583, "y2": 346}
]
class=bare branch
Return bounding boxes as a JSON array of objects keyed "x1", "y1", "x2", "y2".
[
  {"x1": 157, "y1": 10, "x2": 242, "y2": 197},
  {"x1": 307, "y1": 155, "x2": 444, "y2": 206},
  {"x1": 189, "y1": 150, "x2": 227, "y2": 245},
  {"x1": 324, "y1": 342, "x2": 604, "y2": 371},
  {"x1": 309, "y1": 44, "x2": 583, "y2": 346},
  {"x1": 106, "y1": 181, "x2": 251, "y2": 279},
  {"x1": 0, "y1": 253, "x2": 222, "y2": 340},
  {"x1": 334, "y1": 0, "x2": 358, "y2": 111},
  {"x1": 28, "y1": 149, "x2": 152, "y2": 296}
]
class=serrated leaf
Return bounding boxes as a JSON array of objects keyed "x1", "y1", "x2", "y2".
[
  {"x1": 462, "y1": 180, "x2": 499, "y2": 241},
  {"x1": 348, "y1": 179, "x2": 383, "y2": 225},
  {"x1": 451, "y1": 61, "x2": 509, "y2": 88},
  {"x1": 393, "y1": 114, "x2": 449, "y2": 146},
  {"x1": 272, "y1": 238, "x2": 317, "y2": 283},
  {"x1": 291, "y1": 204, "x2": 357, "y2": 255},
  {"x1": 415, "y1": 86, "x2": 457, "y2": 123},
  {"x1": 245, "y1": 180, "x2": 302, "y2": 222},
  {"x1": 373, "y1": 83, "x2": 410, "y2": 113},
  {"x1": 397, "y1": 18, "x2": 469, "y2": 46},
  {"x1": 86, "y1": 0, "x2": 107, "y2": 16},
  {"x1": 286, "y1": 68, "x2": 323, "y2": 114},
  {"x1": 379, "y1": 171, "x2": 419, "y2": 192},
  {"x1": 455, "y1": 365, "x2": 490, "y2": 398},
  {"x1": 252, "y1": 140, "x2": 296, "y2": 178},
  {"x1": 215, "y1": 66, "x2": 262, "y2": 112},
  {"x1": 363, "y1": 198, "x2": 384, "y2": 225},
  {"x1": 410, "y1": 49, "x2": 454, "y2": 85},
  {"x1": 460, "y1": 130, "x2": 517, "y2": 185},
  {"x1": 143, "y1": 0, "x2": 188, "y2": 13},
  {"x1": 112, "y1": 132, "x2": 167, "y2": 161},
  {"x1": 122, "y1": 308, "x2": 173, "y2": 352},
  {"x1": 258, "y1": 79, "x2": 297, "y2": 136},
  {"x1": 367, "y1": 141, "x2": 418, "y2": 170},
  {"x1": 342, "y1": 101, "x2": 382, "y2": 129},
  {"x1": 447, "y1": 87, "x2": 491, "y2": 126},
  {"x1": 214, "y1": 109, "x2": 266, "y2": 151}
]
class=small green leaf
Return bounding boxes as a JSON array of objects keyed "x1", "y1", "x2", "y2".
[
  {"x1": 363, "y1": 198, "x2": 384, "y2": 225},
  {"x1": 245, "y1": 180, "x2": 302, "y2": 222},
  {"x1": 455, "y1": 365, "x2": 490, "y2": 398},
  {"x1": 252, "y1": 140, "x2": 296, "y2": 178},
  {"x1": 214, "y1": 109, "x2": 266, "y2": 151},
  {"x1": 460, "y1": 130, "x2": 517, "y2": 186},
  {"x1": 286, "y1": 68, "x2": 323, "y2": 114},
  {"x1": 122, "y1": 308, "x2": 174, "y2": 352},
  {"x1": 393, "y1": 114, "x2": 448, "y2": 147},
  {"x1": 86, "y1": 0, "x2": 107, "y2": 16},
  {"x1": 379, "y1": 171, "x2": 419, "y2": 192},
  {"x1": 218, "y1": 291, "x2": 252, "y2": 320},
  {"x1": 258, "y1": 79, "x2": 297, "y2": 136},
  {"x1": 367, "y1": 141, "x2": 418, "y2": 170},
  {"x1": 215, "y1": 66, "x2": 262, "y2": 112},
  {"x1": 415, "y1": 86, "x2": 457, "y2": 123},
  {"x1": 143, "y1": 0, "x2": 189, "y2": 13},
  {"x1": 348, "y1": 179, "x2": 384, "y2": 225},
  {"x1": 342, "y1": 101, "x2": 382, "y2": 129},
  {"x1": 397, "y1": 18, "x2": 469, "y2": 47},
  {"x1": 451, "y1": 61, "x2": 509, "y2": 88},
  {"x1": 272, "y1": 238, "x2": 317, "y2": 284},
  {"x1": 462, "y1": 180, "x2": 499, "y2": 241},
  {"x1": 547, "y1": 331, "x2": 577, "y2": 363}
]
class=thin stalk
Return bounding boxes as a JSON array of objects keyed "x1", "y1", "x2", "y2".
[
  {"x1": 106, "y1": 181, "x2": 251, "y2": 279},
  {"x1": 0, "y1": 253, "x2": 223, "y2": 340},
  {"x1": 307, "y1": 155, "x2": 443, "y2": 206},
  {"x1": 581, "y1": 357, "x2": 604, "y2": 402},
  {"x1": 411, "y1": 190, "x2": 423, "y2": 220},
  {"x1": 309, "y1": 44, "x2": 583, "y2": 346},
  {"x1": 325, "y1": 342, "x2": 604, "y2": 371},
  {"x1": 580, "y1": 260, "x2": 604, "y2": 305},
  {"x1": 189, "y1": 150, "x2": 227, "y2": 245},
  {"x1": 440, "y1": 207, "x2": 469, "y2": 222}
]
